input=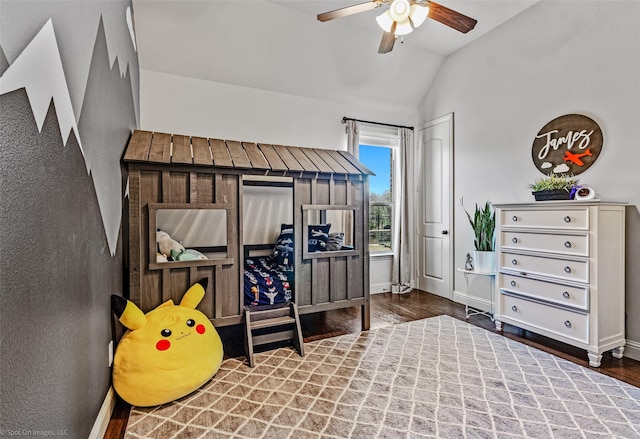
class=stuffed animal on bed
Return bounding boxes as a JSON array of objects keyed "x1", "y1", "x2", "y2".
[
  {"x1": 156, "y1": 230, "x2": 185, "y2": 259},
  {"x1": 111, "y1": 279, "x2": 223, "y2": 407}
]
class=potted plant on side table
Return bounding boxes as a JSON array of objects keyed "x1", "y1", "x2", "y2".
[
  {"x1": 465, "y1": 201, "x2": 495, "y2": 273},
  {"x1": 528, "y1": 174, "x2": 579, "y2": 201}
]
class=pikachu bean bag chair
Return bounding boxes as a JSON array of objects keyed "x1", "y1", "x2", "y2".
[{"x1": 111, "y1": 279, "x2": 223, "y2": 406}]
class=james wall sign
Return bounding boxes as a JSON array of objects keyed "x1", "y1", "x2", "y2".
[{"x1": 531, "y1": 114, "x2": 603, "y2": 175}]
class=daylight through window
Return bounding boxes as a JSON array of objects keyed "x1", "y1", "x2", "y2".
[{"x1": 359, "y1": 144, "x2": 394, "y2": 253}]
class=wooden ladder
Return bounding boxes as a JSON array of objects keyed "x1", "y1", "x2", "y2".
[{"x1": 244, "y1": 302, "x2": 304, "y2": 367}]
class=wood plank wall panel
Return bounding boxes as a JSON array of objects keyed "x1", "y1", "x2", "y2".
[
  {"x1": 225, "y1": 141, "x2": 252, "y2": 169},
  {"x1": 334, "y1": 180, "x2": 347, "y2": 205},
  {"x1": 219, "y1": 174, "x2": 240, "y2": 318},
  {"x1": 139, "y1": 170, "x2": 162, "y2": 311},
  {"x1": 242, "y1": 142, "x2": 270, "y2": 170},
  {"x1": 192, "y1": 137, "x2": 213, "y2": 166},
  {"x1": 257, "y1": 144, "x2": 288, "y2": 172},
  {"x1": 294, "y1": 178, "x2": 312, "y2": 307},
  {"x1": 300, "y1": 148, "x2": 333, "y2": 174},
  {"x1": 168, "y1": 172, "x2": 189, "y2": 203},
  {"x1": 169, "y1": 268, "x2": 190, "y2": 305},
  {"x1": 338, "y1": 150, "x2": 375, "y2": 175},
  {"x1": 171, "y1": 135, "x2": 192, "y2": 165},
  {"x1": 273, "y1": 145, "x2": 305, "y2": 172},
  {"x1": 197, "y1": 266, "x2": 215, "y2": 317},
  {"x1": 123, "y1": 130, "x2": 152, "y2": 162},
  {"x1": 313, "y1": 149, "x2": 348, "y2": 174},
  {"x1": 326, "y1": 150, "x2": 361, "y2": 175},
  {"x1": 148, "y1": 132, "x2": 171, "y2": 164},
  {"x1": 124, "y1": 130, "x2": 373, "y2": 178},
  {"x1": 210, "y1": 139, "x2": 234, "y2": 168},
  {"x1": 315, "y1": 259, "x2": 330, "y2": 304},
  {"x1": 127, "y1": 168, "x2": 142, "y2": 305},
  {"x1": 333, "y1": 257, "x2": 348, "y2": 302},
  {"x1": 288, "y1": 147, "x2": 319, "y2": 173},
  {"x1": 316, "y1": 179, "x2": 331, "y2": 207},
  {"x1": 196, "y1": 173, "x2": 215, "y2": 203}
]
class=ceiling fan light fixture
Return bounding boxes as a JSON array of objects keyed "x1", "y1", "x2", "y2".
[
  {"x1": 395, "y1": 18, "x2": 413, "y2": 36},
  {"x1": 376, "y1": 10, "x2": 394, "y2": 33},
  {"x1": 409, "y1": 4, "x2": 429, "y2": 28},
  {"x1": 389, "y1": 0, "x2": 411, "y2": 22}
]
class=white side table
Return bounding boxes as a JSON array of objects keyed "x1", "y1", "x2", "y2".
[{"x1": 458, "y1": 267, "x2": 495, "y2": 321}]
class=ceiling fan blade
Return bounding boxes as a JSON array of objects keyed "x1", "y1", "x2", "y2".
[
  {"x1": 317, "y1": 0, "x2": 383, "y2": 22},
  {"x1": 378, "y1": 23, "x2": 396, "y2": 54},
  {"x1": 425, "y1": 1, "x2": 477, "y2": 33}
]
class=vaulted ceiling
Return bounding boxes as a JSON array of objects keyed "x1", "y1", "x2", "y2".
[{"x1": 132, "y1": 0, "x2": 538, "y2": 110}]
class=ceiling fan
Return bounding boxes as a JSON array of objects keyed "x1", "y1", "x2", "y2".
[{"x1": 317, "y1": 0, "x2": 477, "y2": 54}]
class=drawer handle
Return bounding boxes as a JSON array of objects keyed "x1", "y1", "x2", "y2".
[
  {"x1": 512, "y1": 259, "x2": 518, "y2": 265},
  {"x1": 510, "y1": 280, "x2": 516, "y2": 287},
  {"x1": 563, "y1": 291, "x2": 570, "y2": 299},
  {"x1": 512, "y1": 237, "x2": 518, "y2": 244},
  {"x1": 512, "y1": 216, "x2": 518, "y2": 222},
  {"x1": 512, "y1": 305, "x2": 518, "y2": 312},
  {"x1": 564, "y1": 266, "x2": 572, "y2": 274},
  {"x1": 564, "y1": 241, "x2": 572, "y2": 248},
  {"x1": 564, "y1": 216, "x2": 571, "y2": 223},
  {"x1": 564, "y1": 320, "x2": 572, "y2": 328}
]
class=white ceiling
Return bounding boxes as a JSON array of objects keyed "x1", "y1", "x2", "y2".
[{"x1": 132, "y1": 0, "x2": 538, "y2": 109}]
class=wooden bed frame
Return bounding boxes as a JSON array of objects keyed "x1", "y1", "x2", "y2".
[{"x1": 123, "y1": 130, "x2": 373, "y2": 331}]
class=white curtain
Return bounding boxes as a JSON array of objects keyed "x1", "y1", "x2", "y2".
[
  {"x1": 345, "y1": 120, "x2": 359, "y2": 246},
  {"x1": 392, "y1": 127, "x2": 412, "y2": 294},
  {"x1": 346, "y1": 119, "x2": 359, "y2": 157}
]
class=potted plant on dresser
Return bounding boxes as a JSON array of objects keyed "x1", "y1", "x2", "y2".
[
  {"x1": 528, "y1": 174, "x2": 579, "y2": 201},
  {"x1": 465, "y1": 201, "x2": 495, "y2": 273}
]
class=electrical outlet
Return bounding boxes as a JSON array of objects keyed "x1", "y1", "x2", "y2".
[{"x1": 108, "y1": 340, "x2": 114, "y2": 367}]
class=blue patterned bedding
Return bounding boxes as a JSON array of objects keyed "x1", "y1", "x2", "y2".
[{"x1": 243, "y1": 257, "x2": 293, "y2": 307}]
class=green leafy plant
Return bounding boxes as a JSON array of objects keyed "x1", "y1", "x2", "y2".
[
  {"x1": 528, "y1": 174, "x2": 578, "y2": 192},
  {"x1": 465, "y1": 201, "x2": 495, "y2": 251}
]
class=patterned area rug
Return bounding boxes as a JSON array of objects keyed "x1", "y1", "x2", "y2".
[{"x1": 124, "y1": 315, "x2": 640, "y2": 438}]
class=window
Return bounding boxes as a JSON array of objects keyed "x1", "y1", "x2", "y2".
[{"x1": 359, "y1": 144, "x2": 395, "y2": 254}]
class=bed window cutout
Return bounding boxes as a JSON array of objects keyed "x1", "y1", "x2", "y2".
[
  {"x1": 148, "y1": 203, "x2": 234, "y2": 270},
  {"x1": 302, "y1": 205, "x2": 359, "y2": 259}
]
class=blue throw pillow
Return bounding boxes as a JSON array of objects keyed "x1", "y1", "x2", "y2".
[
  {"x1": 326, "y1": 232, "x2": 345, "y2": 251},
  {"x1": 271, "y1": 224, "x2": 294, "y2": 268},
  {"x1": 308, "y1": 224, "x2": 331, "y2": 252}
]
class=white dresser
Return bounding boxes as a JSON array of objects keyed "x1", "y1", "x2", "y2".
[{"x1": 493, "y1": 201, "x2": 626, "y2": 367}]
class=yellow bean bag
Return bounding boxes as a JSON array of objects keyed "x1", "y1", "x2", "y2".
[{"x1": 111, "y1": 279, "x2": 223, "y2": 407}]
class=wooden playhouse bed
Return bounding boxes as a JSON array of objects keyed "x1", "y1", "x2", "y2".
[{"x1": 123, "y1": 130, "x2": 373, "y2": 331}]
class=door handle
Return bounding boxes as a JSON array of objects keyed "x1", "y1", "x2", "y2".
[{"x1": 441, "y1": 230, "x2": 449, "y2": 235}]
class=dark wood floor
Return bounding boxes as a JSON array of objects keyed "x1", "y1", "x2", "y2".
[{"x1": 104, "y1": 290, "x2": 640, "y2": 439}]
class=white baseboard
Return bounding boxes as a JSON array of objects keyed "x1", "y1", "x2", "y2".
[
  {"x1": 624, "y1": 340, "x2": 640, "y2": 361},
  {"x1": 452, "y1": 289, "x2": 493, "y2": 312},
  {"x1": 370, "y1": 283, "x2": 392, "y2": 294},
  {"x1": 89, "y1": 386, "x2": 116, "y2": 439}
]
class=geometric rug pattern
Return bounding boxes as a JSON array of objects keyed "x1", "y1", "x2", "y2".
[{"x1": 124, "y1": 315, "x2": 640, "y2": 438}]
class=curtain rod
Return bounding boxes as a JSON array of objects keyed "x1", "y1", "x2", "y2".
[{"x1": 342, "y1": 117, "x2": 414, "y2": 131}]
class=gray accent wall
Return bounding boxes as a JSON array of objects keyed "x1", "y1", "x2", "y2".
[{"x1": 0, "y1": 1, "x2": 138, "y2": 436}]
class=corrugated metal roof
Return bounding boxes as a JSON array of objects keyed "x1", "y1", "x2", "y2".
[{"x1": 123, "y1": 130, "x2": 373, "y2": 176}]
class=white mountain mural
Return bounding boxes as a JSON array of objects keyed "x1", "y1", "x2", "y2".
[
  {"x1": 0, "y1": 19, "x2": 84, "y2": 157},
  {"x1": 1, "y1": 12, "x2": 138, "y2": 255}
]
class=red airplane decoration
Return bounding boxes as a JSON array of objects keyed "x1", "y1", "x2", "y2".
[{"x1": 564, "y1": 149, "x2": 592, "y2": 166}]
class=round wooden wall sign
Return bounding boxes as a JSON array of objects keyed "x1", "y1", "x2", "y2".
[{"x1": 531, "y1": 114, "x2": 603, "y2": 175}]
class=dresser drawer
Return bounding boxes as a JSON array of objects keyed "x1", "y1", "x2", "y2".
[
  {"x1": 499, "y1": 273, "x2": 589, "y2": 311},
  {"x1": 501, "y1": 252, "x2": 588, "y2": 283},
  {"x1": 501, "y1": 231, "x2": 589, "y2": 257},
  {"x1": 500, "y1": 294, "x2": 589, "y2": 344},
  {"x1": 501, "y1": 208, "x2": 589, "y2": 230}
]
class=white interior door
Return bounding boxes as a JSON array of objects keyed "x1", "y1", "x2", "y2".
[{"x1": 416, "y1": 114, "x2": 453, "y2": 298}]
